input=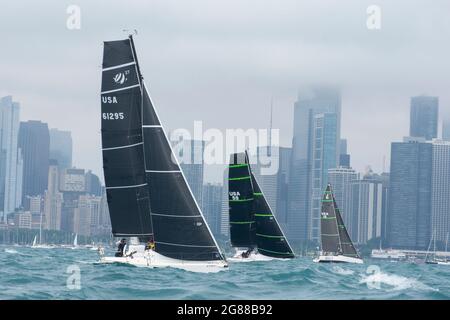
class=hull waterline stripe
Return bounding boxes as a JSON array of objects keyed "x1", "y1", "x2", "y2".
[
  {"x1": 146, "y1": 170, "x2": 181, "y2": 173},
  {"x1": 102, "y1": 142, "x2": 143, "y2": 151},
  {"x1": 156, "y1": 241, "x2": 217, "y2": 248},
  {"x1": 151, "y1": 213, "x2": 201, "y2": 218},
  {"x1": 102, "y1": 62, "x2": 136, "y2": 71},
  {"x1": 106, "y1": 183, "x2": 147, "y2": 190},
  {"x1": 101, "y1": 84, "x2": 140, "y2": 94}
]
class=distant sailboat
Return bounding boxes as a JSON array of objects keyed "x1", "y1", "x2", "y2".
[
  {"x1": 97, "y1": 35, "x2": 227, "y2": 273},
  {"x1": 425, "y1": 231, "x2": 450, "y2": 265},
  {"x1": 314, "y1": 184, "x2": 363, "y2": 264},
  {"x1": 32, "y1": 235, "x2": 37, "y2": 247},
  {"x1": 228, "y1": 151, "x2": 294, "y2": 261},
  {"x1": 72, "y1": 234, "x2": 79, "y2": 248}
]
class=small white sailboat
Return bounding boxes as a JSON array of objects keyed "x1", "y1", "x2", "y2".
[
  {"x1": 426, "y1": 231, "x2": 450, "y2": 265},
  {"x1": 32, "y1": 235, "x2": 37, "y2": 247},
  {"x1": 97, "y1": 35, "x2": 228, "y2": 273},
  {"x1": 31, "y1": 212, "x2": 54, "y2": 249},
  {"x1": 314, "y1": 184, "x2": 363, "y2": 264}
]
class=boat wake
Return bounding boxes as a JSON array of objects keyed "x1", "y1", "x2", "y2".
[
  {"x1": 359, "y1": 271, "x2": 438, "y2": 292},
  {"x1": 331, "y1": 266, "x2": 355, "y2": 276}
]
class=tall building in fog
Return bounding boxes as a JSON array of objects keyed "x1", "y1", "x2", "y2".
[
  {"x1": 0, "y1": 96, "x2": 23, "y2": 221},
  {"x1": 388, "y1": 137, "x2": 432, "y2": 250},
  {"x1": 49, "y1": 128, "x2": 72, "y2": 170},
  {"x1": 85, "y1": 170, "x2": 102, "y2": 196},
  {"x1": 409, "y1": 95, "x2": 438, "y2": 140},
  {"x1": 339, "y1": 139, "x2": 350, "y2": 168},
  {"x1": 44, "y1": 160, "x2": 63, "y2": 230},
  {"x1": 202, "y1": 183, "x2": 222, "y2": 237},
  {"x1": 442, "y1": 120, "x2": 450, "y2": 141},
  {"x1": 73, "y1": 194, "x2": 101, "y2": 236},
  {"x1": 18, "y1": 121, "x2": 50, "y2": 204},
  {"x1": 276, "y1": 147, "x2": 291, "y2": 230},
  {"x1": 176, "y1": 139, "x2": 204, "y2": 206},
  {"x1": 220, "y1": 168, "x2": 229, "y2": 237},
  {"x1": 60, "y1": 168, "x2": 86, "y2": 232},
  {"x1": 288, "y1": 86, "x2": 341, "y2": 242},
  {"x1": 431, "y1": 140, "x2": 450, "y2": 246},
  {"x1": 351, "y1": 174, "x2": 384, "y2": 244},
  {"x1": 328, "y1": 167, "x2": 358, "y2": 238}
]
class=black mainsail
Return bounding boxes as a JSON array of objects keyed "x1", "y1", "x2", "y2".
[
  {"x1": 252, "y1": 173, "x2": 294, "y2": 258},
  {"x1": 228, "y1": 151, "x2": 294, "y2": 258},
  {"x1": 101, "y1": 36, "x2": 224, "y2": 262},
  {"x1": 320, "y1": 184, "x2": 359, "y2": 258},
  {"x1": 228, "y1": 152, "x2": 256, "y2": 248}
]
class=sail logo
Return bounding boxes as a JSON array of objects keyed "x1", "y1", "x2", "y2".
[
  {"x1": 321, "y1": 212, "x2": 329, "y2": 218},
  {"x1": 102, "y1": 96, "x2": 118, "y2": 104},
  {"x1": 113, "y1": 70, "x2": 130, "y2": 85}
]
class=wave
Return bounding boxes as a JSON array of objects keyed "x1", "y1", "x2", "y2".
[
  {"x1": 359, "y1": 271, "x2": 438, "y2": 292},
  {"x1": 331, "y1": 266, "x2": 355, "y2": 276}
]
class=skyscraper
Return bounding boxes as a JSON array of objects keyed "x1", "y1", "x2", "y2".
[
  {"x1": 220, "y1": 168, "x2": 229, "y2": 237},
  {"x1": 339, "y1": 139, "x2": 351, "y2": 168},
  {"x1": 276, "y1": 147, "x2": 291, "y2": 229},
  {"x1": 44, "y1": 160, "x2": 63, "y2": 230},
  {"x1": 288, "y1": 86, "x2": 341, "y2": 242},
  {"x1": 351, "y1": 174, "x2": 384, "y2": 244},
  {"x1": 85, "y1": 170, "x2": 102, "y2": 196},
  {"x1": 0, "y1": 96, "x2": 23, "y2": 222},
  {"x1": 388, "y1": 137, "x2": 432, "y2": 250},
  {"x1": 252, "y1": 146, "x2": 278, "y2": 216},
  {"x1": 442, "y1": 120, "x2": 450, "y2": 141},
  {"x1": 409, "y1": 95, "x2": 438, "y2": 140},
  {"x1": 431, "y1": 140, "x2": 450, "y2": 245},
  {"x1": 18, "y1": 121, "x2": 50, "y2": 204},
  {"x1": 49, "y1": 128, "x2": 72, "y2": 170},
  {"x1": 202, "y1": 183, "x2": 223, "y2": 237},
  {"x1": 328, "y1": 167, "x2": 358, "y2": 238},
  {"x1": 177, "y1": 139, "x2": 204, "y2": 206}
]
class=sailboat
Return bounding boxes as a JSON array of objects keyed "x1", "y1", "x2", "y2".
[
  {"x1": 425, "y1": 231, "x2": 450, "y2": 265},
  {"x1": 31, "y1": 211, "x2": 53, "y2": 249},
  {"x1": 98, "y1": 35, "x2": 227, "y2": 273},
  {"x1": 314, "y1": 184, "x2": 363, "y2": 264},
  {"x1": 228, "y1": 151, "x2": 294, "y2": 261},
  {"x1": 32, "y1": 235, "x2": 37, "y2": 247}
]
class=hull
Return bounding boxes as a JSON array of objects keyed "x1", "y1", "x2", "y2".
[
  {"x1": 98, "y1": 246, "x2": 228, "y2": 273},
  {"x1": 426, "y1": 260, "x2": 450, "y2": 265},
  {"x1": 227, "y1": 249, "x2": 281, "y2": 262},
  {"x1": 313, "y1": 255, "x2": 364, "y2": 264}
]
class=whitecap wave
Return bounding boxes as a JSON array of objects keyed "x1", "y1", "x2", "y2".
[
  {"x1": 4, "y1": 248, "x2": 19, "y2": 254},
  {"x1": 331, "y1": 266, "x2": 355, "y2": 276},
  {"x1": 360, "y1": 271, "x2": 438, "y2": 292}
]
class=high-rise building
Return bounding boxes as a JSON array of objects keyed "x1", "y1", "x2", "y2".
[
  {"x1": 388, "y1": 137, "x2": 432, "y2": 250},
  {"x1": 176, "y1": 139, "x2": 204, "y2": 206},
  {"x1": 252, "y1": 146, "x2": 278, "y2": 216},
  {"x1": 220, "y1": 168, "x2": 229, "y2": 237},
  {"x1": 18, "y1": 121, "x2": 50, "y2": 204},
  {"x1": 85, "y1": 170, "x2": 102, "y2": 196},
  {"x1": 73, "y1": 194, "x2": 102, "y2": 236},
  {"x1": 44, "y1": 160, "x2": 63, "y2": 230},
  {"x1": 28, "y1": 195, "x2": 43, "y2": 230},
  {"x1": 49, "y1": 128, "x2": 72, "y2": 170},
  {"x1": 0, "y1": 96, "x2": 23, "y2": 222},
  {"x1": 351, "y1": 174, "x2": 384, "y2": 244},
  {"x1": 339, "y1": 139, "x2": 351, "y2": 168},
  {"x1": 442, "y1": 120, "x2": 450, "y2": 141},
  {"x1": 288, "y1": 86, "x2": 341, "y2": 242},
  {"x1": 202, "y1": 183, "x2": 223, "y2": 237},
  {"x1": 409, "y1": 95, "x2": 438, "y2": 140},
  {"x1": 60, "y1": 168, "x2": 86, "y2": 232},
  {"x1": 276, "y1": 147, "x2": 291, "y2": 229},
  {"x1": 328, "y1": 167, "x2": 358, "y2": 238},
  {"x1": 431, "y1": 140, "x2": 450, "y2": 246}
]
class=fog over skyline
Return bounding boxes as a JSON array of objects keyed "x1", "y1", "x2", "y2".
[{"x1": 1, "y1": 0, "x2": 449, "y2": 183}]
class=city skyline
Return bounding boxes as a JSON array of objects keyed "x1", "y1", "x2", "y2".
[{"x1": 1, "y1": 1, "x2": 450, "y2": 184}]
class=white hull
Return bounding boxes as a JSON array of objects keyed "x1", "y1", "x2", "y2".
[
  {"x1": 98, "y1": 245, "x2": 228, "y2": 273},
  {"x1": 227, "y1": 249, "x2": 281, "y2": 262},
  {"x1": 313, "y1": 254, "x2": 364, "y2": 264}
]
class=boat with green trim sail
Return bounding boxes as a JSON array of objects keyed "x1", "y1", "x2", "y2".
[
  {"x1": 314, "y1": 184, "x2": 363, "y2": 264},
  {"x1": 228, "y1": 151, "x2": 295, "y2": 261}
]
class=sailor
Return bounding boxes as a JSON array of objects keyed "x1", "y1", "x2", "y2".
[
  {"x1": 115, "y1": 238, "x2": 127, "y2": 257},
  {"x1": 145, "y1": 238, "x2": 156, "y2": 251}
]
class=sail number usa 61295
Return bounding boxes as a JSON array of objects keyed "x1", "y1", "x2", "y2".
[{"x1": 102, "y1": 112, "x2": 124, "y2": 120}]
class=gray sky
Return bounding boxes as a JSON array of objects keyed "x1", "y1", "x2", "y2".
[{"x1": 1, "y1": 0, "x2": 449, "y2": 183}]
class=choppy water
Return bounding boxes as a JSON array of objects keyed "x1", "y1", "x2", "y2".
[{"x1": 0, "y1": 245, "x2": 449, "y2": 300}]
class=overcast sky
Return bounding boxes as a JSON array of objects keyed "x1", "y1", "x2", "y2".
[{"x1": 1, "y1": 0, "x2": 449, "y2": 183}]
